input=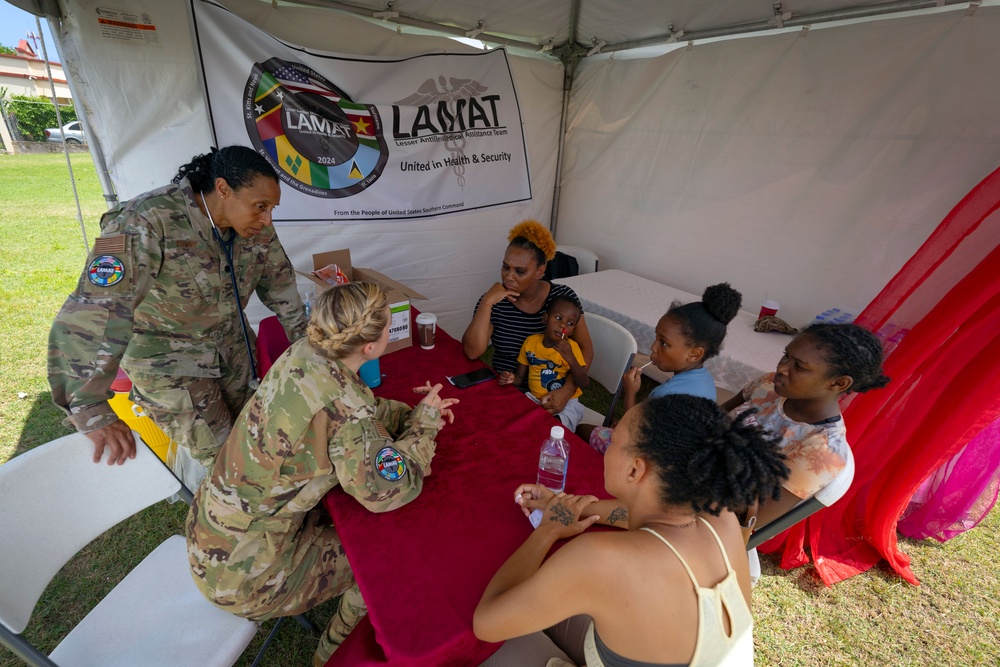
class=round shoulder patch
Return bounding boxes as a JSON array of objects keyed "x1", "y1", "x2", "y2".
[
  {"x1": 88, "y1": 255, "x2": 125, "y2": 287},
  {"x1": 374, "y1": 446, "x2": 406, "y2": 482}
]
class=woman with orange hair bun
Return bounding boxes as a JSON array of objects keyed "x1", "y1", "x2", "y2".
[{"x1": 463, "y1": 220, "x2": 594, "y2": 415}]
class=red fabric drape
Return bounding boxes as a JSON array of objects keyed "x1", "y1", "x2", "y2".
[{"x1": 759, "y1": 165, "x2": 1000, "y2": 585}]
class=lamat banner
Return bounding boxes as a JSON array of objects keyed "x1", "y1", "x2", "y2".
[{"x1": 192, "y1": 1, "x2": 531, "y2": 222}]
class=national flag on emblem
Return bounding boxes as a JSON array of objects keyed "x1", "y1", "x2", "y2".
[
  {"x1": 254, "y1": 72, "x2": 285, "y2": 141},
  {"x1": 273, "y1": 65, "x2": 341, "y2": 103},
  {"x1": 340, "y1": 100, "x2": 375, "y2": 138},
  {"x1": 273, "y1": 135, "x2": 331, "y2": 189}
]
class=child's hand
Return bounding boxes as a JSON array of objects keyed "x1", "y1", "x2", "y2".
[
  {"x1": 622, "y1": 366, "x2": 643, "y2": 396},
  {"x1": 552, "y1": 339, "x2": 576, "y2": 365},
  {"x1": 498, "y1": 370, "x2": 515, "y2": 386}
]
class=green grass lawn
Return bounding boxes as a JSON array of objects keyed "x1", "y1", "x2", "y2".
[{"x1": 1, "y1": 153, "x2": 998, "y2": 666}]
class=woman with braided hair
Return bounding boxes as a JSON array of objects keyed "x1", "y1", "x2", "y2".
[
  {"x1": 720, "y1": 322, "x2": 890, "y2": 528},
  {"x1": 463, "y1": 220, "x2": 594, "y2": 416},
  {"x1": 474, "y1": 394, "x2": 788, "y2": 667},
  {"x1": 186, "y1": 282, "x2": 458, "y2": 666}
]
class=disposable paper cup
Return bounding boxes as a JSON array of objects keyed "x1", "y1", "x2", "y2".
[
  {"x1": 758, "y1": 300, "x2": 779, "y2": 319},
  {"x1": 415, "y1": 312, "x2": 437, "y2": 350},
  {"x1": 359, "y1": 359, "x2": 382, "y2": 388}
]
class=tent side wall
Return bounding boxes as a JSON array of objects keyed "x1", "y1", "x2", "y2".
[
  {"x1": 558, "y1": 6, "x2": 1000, "y2": 328},
  {"x1": 54, "y1": 0, "x2": 565, "y2": 336}
]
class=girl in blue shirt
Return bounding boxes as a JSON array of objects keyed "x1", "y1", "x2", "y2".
[{"x1": 580, "y1": 282, "x2": 742, "y2": 453}]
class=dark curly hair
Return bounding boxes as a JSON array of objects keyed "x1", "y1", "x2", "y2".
[
  {"x1": 632, "y1": 395, "x2": 789, "y2": 515},
  {"x1": 666, "y1": 283, "x2": 743, "y2": 361},
  {"x1": 800, "y1": 323, "x2": 890, "y2": 394},
  {"x1": 546, "y1": 293, "x2": 583, "y2": 315},
  {"x1": 172, "y1": 145, "x2": 278, "y2": 194}
]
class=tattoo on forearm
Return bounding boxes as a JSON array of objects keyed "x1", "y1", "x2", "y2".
[
  {"x1": 548, "y1": 504, "x2": 575, "y2": 526},
  {"x1": 608, "y1": 506, "x2": 629, "y2": 525}
]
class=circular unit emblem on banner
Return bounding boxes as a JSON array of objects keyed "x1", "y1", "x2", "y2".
[
  {"x1": 88, "y1": 255, "x2": 125, "y2": 287},
  {"x1": 374, "y1": 446, "x2": 407, "y2": 482},
  {"x1": 244, "y1": 57, "x2": 389, "y2": 199}
]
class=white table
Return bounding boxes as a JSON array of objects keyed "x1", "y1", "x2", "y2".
[{"x1": 558, "y1": 270, "x2": 791, "y2": 392}]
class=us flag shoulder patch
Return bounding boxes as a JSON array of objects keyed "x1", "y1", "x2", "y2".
[{"x1": 92, "y1": 235, "x2": 125, "y2": 254}]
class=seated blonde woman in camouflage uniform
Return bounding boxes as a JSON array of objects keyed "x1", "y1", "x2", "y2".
[{"x1": 185, "y1": 282, "x2": 459, "y2": 666}]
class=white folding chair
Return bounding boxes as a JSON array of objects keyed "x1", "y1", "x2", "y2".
[
  {"x1": 556, "y1": 245, "x2": 599, "y2": 274},
  {"x1": 747, "y1": 447, "x2": 856, "y2": 550},
  {"x1": 580, "y1": 313, "x2": 638, "y2": 427},
  {"x1": 0, "y1": 432, "x2": 258, "y2": 667}
]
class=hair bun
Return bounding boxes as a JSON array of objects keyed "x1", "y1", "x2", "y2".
[{"x1": 702, "y1": 283, "x2": 742, "y2": 325}]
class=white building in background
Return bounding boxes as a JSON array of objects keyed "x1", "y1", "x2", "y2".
[
  {"x1": 0, "y1": 39, "x2": 71, "y2": 103},
  {"x1": 0, "y1": 39, "x2": 73, "y2": 150}
]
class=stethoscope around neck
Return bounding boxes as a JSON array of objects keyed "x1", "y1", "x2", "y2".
[{"x1": 202, "y1": 192, "x2": 260, "y2": 391}]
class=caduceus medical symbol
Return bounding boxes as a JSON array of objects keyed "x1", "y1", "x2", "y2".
[{"x1": 394, "y1": 76, "x2": 497, "y2": 189}]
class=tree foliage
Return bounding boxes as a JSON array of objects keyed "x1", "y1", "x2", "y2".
[
  {"x1": 0, "y1": 95, "x2": 77, "y2": 142},
  {"x1": 0, "y1": 44, "x2": 16, "y2": 55}
]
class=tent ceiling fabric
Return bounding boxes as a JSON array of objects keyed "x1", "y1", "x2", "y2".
[
  {"x1": 266, "y1": 0, "x2": 970, "y2": 53},
  {"x1": 12, "y1": 0, "x2": 974, "y2": 54}
]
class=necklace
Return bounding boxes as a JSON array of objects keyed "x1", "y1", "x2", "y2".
[{"x1": 649, "y1": 517, "x2": 698, "y2": 529}]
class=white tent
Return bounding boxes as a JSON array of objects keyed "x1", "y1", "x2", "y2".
[{"x1": 9, "y1": 0, "x2": 1000, "y2": 336}]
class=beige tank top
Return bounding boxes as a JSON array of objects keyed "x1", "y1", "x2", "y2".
[{"x1": 581, "y1": 518, "x2": 754, "y2": 667}]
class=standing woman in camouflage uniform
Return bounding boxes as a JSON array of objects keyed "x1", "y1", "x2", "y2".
[
  {"x1": 186, "y1": 282, "x2": 458, "y2": 666},
  {"x1": 48, "y1": 145, "x2": 306, "y2": 490}
]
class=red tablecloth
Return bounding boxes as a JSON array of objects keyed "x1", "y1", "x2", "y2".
[{"x1": 322, "y1": 312, "x2": 609, "y2": 666}]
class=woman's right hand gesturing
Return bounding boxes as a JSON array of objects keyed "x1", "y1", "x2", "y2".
[{"x1": 413, "y1": 382, "x2": 460, "y2": 428}]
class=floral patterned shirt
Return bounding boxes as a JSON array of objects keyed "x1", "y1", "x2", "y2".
[{"x1": 732, "y1": 373, "x2": 849, "y2": 499}]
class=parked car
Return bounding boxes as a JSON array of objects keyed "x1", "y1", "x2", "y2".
[{"x1": 44, "y1": 121, "x2": 86, "y2": 144}]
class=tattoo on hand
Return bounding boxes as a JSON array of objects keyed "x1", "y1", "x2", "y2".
[
  {"x1": 548, "y1": 504, "x2": 575, "y2": 526},
  {"x1": 608, "y1": 507, "x2": 629, "y2": 525}
]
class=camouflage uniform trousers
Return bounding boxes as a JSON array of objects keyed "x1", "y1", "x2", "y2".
[
  {"x1": 128, "y1": 364, "x2": 253, "y2": 491},
  {"x1": 195, "y1": 516, "x2": 367, "y2": 667}
]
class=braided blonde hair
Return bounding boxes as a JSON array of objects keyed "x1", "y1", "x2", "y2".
[{"x1": 307, "y1": 282, "x2": 389, "y2": 360}]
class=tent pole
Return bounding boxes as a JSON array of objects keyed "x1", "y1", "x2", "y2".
[
  {"x1": 45, "y1": 13, "x2": 119, "y2": 213},
  {"x1": 283, "y1": 0, "x2": 541, "y2": 53},
  {"x1": 34, "y1": 15, "x2": 89, "y2": 254},
  {"x1": 549, "y1": 0, "x2": 584, "y2": 239},
  {"x1": 600, "y1": 0, "x2": 967, "y2": 55}
]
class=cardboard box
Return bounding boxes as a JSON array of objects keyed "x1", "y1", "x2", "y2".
[{"x1": 298, "y1": 249, "x2": 426, "y2": 354}]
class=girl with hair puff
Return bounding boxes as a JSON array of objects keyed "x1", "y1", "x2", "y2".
[
  {"x1": 463, "y1": 220, "x2": 594, "y2": 416},
  {"x1": 579, "y1": 282, "x2": 743, "y2": 454},
  {"x1": 475, "y1": 394, "x2": 789, "y2": 667},
  {"x1": 186, "y1": 282, "x2": 458, "y2": 667}
]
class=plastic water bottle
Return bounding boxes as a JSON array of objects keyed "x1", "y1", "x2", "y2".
[
  {"x1": 303, "y1": 287, "x2": 315, "y2": 321},
  {"x1": 537, "y1": 425, "x2": 570, "y2": 493}
]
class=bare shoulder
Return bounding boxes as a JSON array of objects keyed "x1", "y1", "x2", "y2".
[
  {"x1": 701, "y1": 512, "x2": 743, "y2": 545},
  {"x1": 548, "y1": 530, "x2": 633, "y2": 571}
]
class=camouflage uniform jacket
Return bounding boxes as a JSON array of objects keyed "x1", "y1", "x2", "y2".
[
  {"x1": 186, "y1": 338, "x2": 441, "y2": 601},
  {"x1": 48, "y1": 178, "x2": 306, "y2": 433}
]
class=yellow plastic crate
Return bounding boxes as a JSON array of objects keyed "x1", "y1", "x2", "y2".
[{"x1": 108, "y1": 393, "x2": 171, "y2": 463}]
